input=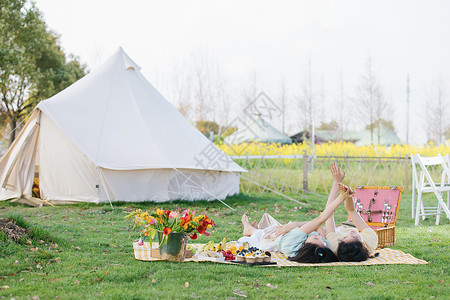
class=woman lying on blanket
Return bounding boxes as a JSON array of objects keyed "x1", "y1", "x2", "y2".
[
  {"x1": 326, "y1": 183, "x2": 378, "y2": 262},
  {"x1": 239, "y1": 163, "x2": 353, "y2": 263},
  {"x1": 313, "y1": 163, "x2": 378, "y2": 262}
]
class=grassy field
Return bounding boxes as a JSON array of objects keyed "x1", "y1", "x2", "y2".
[
  {"x1": 239, "y1": 166, "x2": 410, "y2": 195},
  {"x1": 236, "y1": 156, "x2": 447, "y2": 195},
  {"x1": 0, "y1": 192, "x2": 449, "y2": 299}
]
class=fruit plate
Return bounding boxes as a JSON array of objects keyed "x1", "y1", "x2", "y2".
[
  {"x1": 196, "y1": 254, "x2": 226, "y2": 262},
  {"x1": 231, "y1": 260, "x2": 277, "y2": 266}
]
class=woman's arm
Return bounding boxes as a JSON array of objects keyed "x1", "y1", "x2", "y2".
[
  {"x1": 273, "y1": 221, "x2": 308, "y2": 235},
  {"x1": 340, "y1": 185, "x2": 370, "y2": 231},
  {"x1": 276, "y1": 190, "x2": 349, "y2": 236},
  {"x1": 299, "y1": 191, "x2": 347, "y2": 235},
  {"x1": 325, "y1": 163, "x2": 346, "y2": 235},
  {"x1": 316, "y1": 225, "x2": 326, "y2": 237},
  {"x1": 327, "y1": 163, "x2": 345, "y2": 207}
]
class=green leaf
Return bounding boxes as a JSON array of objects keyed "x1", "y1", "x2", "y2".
[{"x1": 150, "y1": 229, "x2": 156, "y2": 240}]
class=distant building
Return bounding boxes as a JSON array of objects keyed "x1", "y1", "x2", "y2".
[
  {"x1": 290, "y1": 130, "x2": 362, "y2": 144},
  {"x1": 290, "y1": 125, "x2": 402, "y2": 146},
  {"x1": 224, "y1": 116, "x2": 292, "y2": 145},
  {"x1": 354, "y1": 125, "x2": 402, "y2": 146}
]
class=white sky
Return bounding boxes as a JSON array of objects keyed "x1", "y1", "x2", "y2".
[{"x1": 35, "y1": 0, "x2": 450, "y2": 145}]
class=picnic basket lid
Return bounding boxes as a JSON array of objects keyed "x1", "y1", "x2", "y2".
[{"x1": 352, "y1": 186, "x2": 403, "y2": 228}]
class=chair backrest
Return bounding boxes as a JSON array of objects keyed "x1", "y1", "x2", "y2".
[
  {"x1": 438, "y1": 154, "x2": 450, "y2": 184},
  {"x1": 419, "y1": 155, "x2": 445, "y2": 166},
  {"x1": 411, "y1": 154, "x2": 420, "y2": 189},
  {"x1": 411, "y1": 154, "x2": 450, "y2": 188}
]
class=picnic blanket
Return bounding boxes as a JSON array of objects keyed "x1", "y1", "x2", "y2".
[{"x1": 133, "y1": 242, "x2": 428, "y2": 267}]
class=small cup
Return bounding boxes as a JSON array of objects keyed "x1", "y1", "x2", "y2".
[{"x1": 246, "y1": 257, "x2": 256, "y2": 264}]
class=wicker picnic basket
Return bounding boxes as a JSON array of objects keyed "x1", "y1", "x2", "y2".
[{"x1": 353, "y1": 186, "x2": 403, "y2": 249}]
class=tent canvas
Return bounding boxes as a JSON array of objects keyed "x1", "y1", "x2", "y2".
[{"x1": 0, "y1": 48, "x2": 245, "y2": 204}]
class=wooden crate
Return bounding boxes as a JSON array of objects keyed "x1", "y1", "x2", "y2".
[{"x1": 353, "y1": 186, "x2": 403, "y2": 249}]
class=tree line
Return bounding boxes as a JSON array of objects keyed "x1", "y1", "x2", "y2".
[
  {"x1": 0, "y1": 0, "x2": 86, "y2": 146},
  {"x1": 165, "y1": 52, "x2": 449, "y2": 146},
  {"x1": 1, "y1": 0, "x2": 449, "y2": 148}
]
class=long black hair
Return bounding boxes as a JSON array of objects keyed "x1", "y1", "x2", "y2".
[
  {"x1": 336, "y1": 240, "x2": 369, "y2": 262},
  {"x1": 288, "y1": 243, "x2": 339, "y2": 263}
]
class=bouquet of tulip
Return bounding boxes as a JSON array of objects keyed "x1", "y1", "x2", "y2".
[{"x1": 125, "y1": 208, "x2": 215, "y2": 246}]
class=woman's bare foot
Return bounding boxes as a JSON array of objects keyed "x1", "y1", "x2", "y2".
[
  {"x1": 251, "y1": 221, "x2": 258, "y2": 228},
  {"x1": 241, "y1": 214, "x2": 257, "y2": 236}
]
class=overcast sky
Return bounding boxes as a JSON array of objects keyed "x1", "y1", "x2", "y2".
[{"x1": 35, "y1": 0, "x2": 450, "y2": 145}]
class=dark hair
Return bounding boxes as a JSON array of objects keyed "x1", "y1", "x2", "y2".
[
  {"x1": 336, "y1": 240, "x2": 369, "y2": 262},
  {"x1": 288, "y1": 243, "x2": 339, "y2": 263}
]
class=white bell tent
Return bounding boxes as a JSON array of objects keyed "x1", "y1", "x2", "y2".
[{"x1": 0, "y1": 48, "x2": 245, "y2": 205}]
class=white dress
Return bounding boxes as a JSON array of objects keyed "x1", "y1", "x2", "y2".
[{"x1": 237, "y1": 213, "x2": 283, "y2": 252}]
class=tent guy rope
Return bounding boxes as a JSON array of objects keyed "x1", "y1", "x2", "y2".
[{"x1": 173, "y1": 168, "x2": 236, "y2": 211}]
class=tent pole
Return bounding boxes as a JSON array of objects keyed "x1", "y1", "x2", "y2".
[
  {"x1": 39, "y1": 198, "x2": 56, "y2": 207},
  {"x1": 96, "y1": 167, "x2": 114, "y2": 209},
  {"x1": 173, "y1": 168, "x2": 236, "y2": 211}
]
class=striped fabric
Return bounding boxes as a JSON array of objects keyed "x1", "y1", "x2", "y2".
[{"x1": 133, "y1": 243, "x2": 428, "y2": 266}]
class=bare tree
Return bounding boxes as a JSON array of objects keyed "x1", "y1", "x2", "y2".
[
  {"x1": 297, "y1": 58, "x2": 316, "y2": 132},
  {"x1": 374, "y1": 87, "x2": 386, "y2": 144},
  {"x1": 212, "y1": 63, "x2": 231, "y2": 135},
  {"x1": 241, "y1": 70, "x2": 260, "y2": 121},
  {"x1": 279, "y1": 78, "x2": 288, "y2": 134},
  {"x1": 189, "y1": 48, "x2": 213, "y2": 121},
  {"x1": 406, "y1": 74, "x2": 411, "y2": 144},
  {"x1": 170, "y1": 48, "x2": 230, "y2": 130},
  {"x1": 424, "y1": 79, "x2": 448, "y2": 144},
  {"x1": 319, "y1": 74, "x2": 326, "y2": 125},
  {"x1": 167, "y1": 56, "x2": 194, "y2": 120},
  {"x1": 337, "y1": 69, "x2": 346, "y2": 138},
  {"x1": 355, "y1": 55, "x2": 386, "y2": 144}
]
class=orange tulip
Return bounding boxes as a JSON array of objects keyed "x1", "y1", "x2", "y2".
[{"x1": 163, "y1": 227, "x2": 172, "y2": 236}]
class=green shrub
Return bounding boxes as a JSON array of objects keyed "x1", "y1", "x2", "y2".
[{"x1": 0, "y1": 230, "x2": 7, "y2": 242}]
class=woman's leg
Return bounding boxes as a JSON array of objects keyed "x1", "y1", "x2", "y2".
[
  {"x1": 241, "y1": 214, "x2": 257, "y2": 236},
  {"x1": 257, "y1": 213, "x2": 282, "y2": 229},
  {"x1": 238, "y1": 229, "x2": 265, "y2": 248}
]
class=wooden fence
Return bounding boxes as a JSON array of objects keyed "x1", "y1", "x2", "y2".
[{"x1": 231, "y1": 152, "x2": 413, "y2": 196}]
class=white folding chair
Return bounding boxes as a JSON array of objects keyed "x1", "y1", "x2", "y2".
[{"x1": 411, "y1": 154, "x2": 450, "y2": 226}]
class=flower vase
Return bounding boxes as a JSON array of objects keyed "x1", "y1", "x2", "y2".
[{"x1": 158, "y1": 231, "x2": 188, "y2": 261}]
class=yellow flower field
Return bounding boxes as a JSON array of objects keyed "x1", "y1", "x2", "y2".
[
  {"x1": 217, "y1": 141, "x2": 450, "y2": 157},
  {"x1": 216, "y1": 141, "x2": 450, "y2": 194}
]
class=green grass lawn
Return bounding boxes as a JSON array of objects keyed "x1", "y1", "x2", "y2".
[{"x1": 0, "y1": 192, "x2": 449, "y2": 299}]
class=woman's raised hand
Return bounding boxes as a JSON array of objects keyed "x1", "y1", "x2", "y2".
[
  {"x1": 338, "y1": 183, "x2": 356, "y2": 212},
  {"x1": 338, "y1": 183, "x2": 354, "y2": 199},
  {"x1": 330, "y1": 162, "x2": 345, "y2": 184}
]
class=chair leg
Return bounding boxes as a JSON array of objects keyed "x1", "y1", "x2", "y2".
[
  {"x1": 412, "y1": 185, "x2": 416, "y2": 218},
  {"x1": 433, "y1": 189, "x2": 450, "y2": 219},
  {"x1": 436, "y1": 201, "x2": 441, "y2": 225},
  {"x1": 420, "y1": 193, "x2": 426, "y2": 220},
  {"x1": 447, "y1": 191, "x2": 450, "y2": 218},
  {"x1": 415, "y1": 192, "x2": 422, "y2": 226}
]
